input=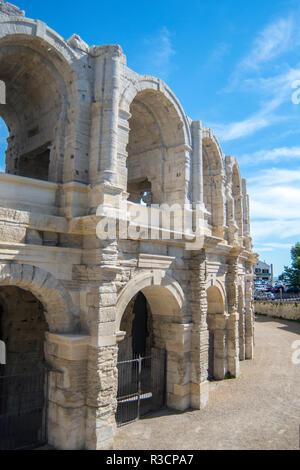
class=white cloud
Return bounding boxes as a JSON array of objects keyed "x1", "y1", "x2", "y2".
[
  {"x1": 213, "y1": 64, "x2": 300, "y2": 141},
  {"x1": 211, "y1": 13, "x2": 300, "y2": 142},
  {"x1": 144, "y1": 27, "x2": 176, "y2": 79},
  {"x1": 240, "y1": 17, "x2": 294, "y2": 71},
  {"x1": 251, "y1": 218, "x2": 300, "y2": 241},
  {"x1": 212, "y1": 113, "x2": 279, "y2": 141},
  {"x1": 247, "y1": 169, "x2": 300, "y2": 243},
  {"x1": 249, "y1": 185, "x2": 300, "y2": 220},
  {"x1": 242, "y1": 147, "x2": 300, "y2": 165},
  {"x1": 255, "y1": 242, "x2": 293, "y2": 250},
  {"x1": 226, "y1": 15, "x2": 296, "y2": 92},
  {"x1": 248, "y1": 167, "x2": 300, "y2": 184},
  {"x1": 204, "y1": 42, "x2": 230, "y2": 69}
]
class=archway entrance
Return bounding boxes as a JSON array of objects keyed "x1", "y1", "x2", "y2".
[
  {"x1": 0, "y1": 37, "x2": 74, "y2": 183},
  {"x1": 126, "y1": 89, "x2": 187, "y2": 206},
  {"x1": 207, "y1": 286, "x2": 227, "y2": 380},
  {"x1": 116, "y1": 292, "x2": 166, "y2": 426},
  {"x1": 0, "y1": 286, "x2": 48, "y2": 450}
]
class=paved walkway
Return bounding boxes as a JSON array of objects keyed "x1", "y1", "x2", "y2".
[{"x1": 115, "y1": 316, "x2": 300, "y2": 450}]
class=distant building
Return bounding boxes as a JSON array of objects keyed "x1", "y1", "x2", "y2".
[{"x1": 254, "y1": 260, "x2": 273, "y2": 282}]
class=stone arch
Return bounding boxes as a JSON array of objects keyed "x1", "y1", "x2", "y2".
[
  {"x1": 205, "y1": 278, "x2": 226, "y2": 309},
  {"x1": 206, "y1": 285, "x2": 225, "y2": 314},
  {"x1": 0, "y1": 14, "x2": 79, "y2": 64},
  {"x1": 206, "y1": 284, "x2": 227, "y2": 380},
  {"x1": 202, "y1": 128, "x2": 225, "y2": 237},
  {"x1": 118, "y1": 76, "x2": 192, "y2": 205},
  {"x1": 0, "y1": 18, "x2": 80, "y2": 183},
  {"x1": 116, "y1": 271, "x2": 184, "y2": 332},
  {"x1": 120, "y1": 76, "x2": 191, "y2": 147},
  {"x1": 0, "y1": 262, "x2": 78, "y2": 332},
  {"x1": 115, "y1": 271, "x2": 190, "y2": 412}
]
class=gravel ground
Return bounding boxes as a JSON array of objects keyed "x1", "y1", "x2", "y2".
[{"x1": 115, "y1": 316, "x2": 300, "y2": 450}]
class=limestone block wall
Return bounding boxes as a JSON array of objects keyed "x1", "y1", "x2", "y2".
[{"x1": 255, "y1": 301, "x2": 300, "y2": 321}]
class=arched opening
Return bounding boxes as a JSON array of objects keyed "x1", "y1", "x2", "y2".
[
  {"x1": 0, "y1": 117, "x2": 8, "y2": 172},
  {"x1": 116, "y1": 277, "x2": 186, "y2": 424},
  {"x1": 118, "y1": 292, "x2": 152, "y2": 361},
  {"x1": 203, "y1": 138, "x2": 225, "y2": 237},
  {"x1": 126, "y1": 89, "x2": 186, "y2": 205},
  {"x1": 0, "y1": 36, "x2": 73, "y2": 183},
  {"x1": 207, "y1": 286, "x2": 227, "y2": 380},
  {"x1": 116, "y1": 291, "x2": 165, "y2": 425},
  {"x1": 0, "y1": 286, "x2": 49, "y2": 450}
]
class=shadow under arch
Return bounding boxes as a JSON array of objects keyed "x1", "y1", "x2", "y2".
[
  {"x1": 202, "y1": 129, "x2": 225, "y2": 237},
  {"x1": 0, "y1": 32, "x2": 78, "y2": 183},
  {"x1": 206, "y1": 284, "x2": 227, "y2": 381},
  {"x1": 0, "y1": 262, "x2": 78, "y2": 333},
  {"x1": 116, "y1": 271, "x2": 184, "y2": 333},
  {"x1": 115, "y1": 271, "x2": 189, "y2": 418},
  {"x1": 119, "y1": 76, "x2": 192, "y2": 206}
]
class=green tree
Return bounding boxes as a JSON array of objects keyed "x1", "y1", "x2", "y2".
[{"x1": 279, "y1": 242, "x2": 300, "y2": 289}]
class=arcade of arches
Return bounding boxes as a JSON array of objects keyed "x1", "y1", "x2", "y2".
[{"x1": 0, "y1": 2, "x2": 257, "y2": 451}]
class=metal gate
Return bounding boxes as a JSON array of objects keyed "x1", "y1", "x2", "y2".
[
  {"x1": 116, "y1": 349, "x2": 166, "y2": 426},
  {"x1": 0, "y1": 368, "x2": 48, "y2": 450}
]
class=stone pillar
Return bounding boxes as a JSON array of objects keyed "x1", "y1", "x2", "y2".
[
  {"x1": 151, "y1": 315, "x2": 192, "y2": 411},
  {"x1": 85, "y1": 343, "x2": 118, "y2": 450},
  {"x1": 212, "y1": 173, "x2": 226, "y2": 239},
  {"x1": 81, "y1": 240, "x2": 121, "y2": 450},
  {"x1": 192, "y1": 121, "x2": 204, "y2": 206},
  {"x1": 226, "y1": 255, "x2": 240, "y2": 378},
  {"x1": 242, "y1": 179, "x2": 252, "y2": 251},
  {"x1": 189, "y1": 250, "x2": 210, "y2": 409},
  {"x1": 45, "y1": 333, "x2": 90, "y2": 450},
  {"x1": 238, "y1": 285, "x2": 246, "y2": 361},
  {"x1": 166, "y1": 323, "x2": 193, "y2": 411},
  {"x1": 245, "y1": 270, "x2": 255, "y2": 360},
  {"x1": 212, "y1": 320, "x2": 227, "y2": 380},
  {"x1": 89, "y1": 45, "x2": 126, "y2": 187}
]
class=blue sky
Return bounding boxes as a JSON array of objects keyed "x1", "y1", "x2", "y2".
[{"x1": 1, "y1": 0, "x2": 300, "y2": 275}]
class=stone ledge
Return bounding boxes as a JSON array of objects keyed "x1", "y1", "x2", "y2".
[{"x1": 46, "y1": 333, "x2": 90, "y2": 361}]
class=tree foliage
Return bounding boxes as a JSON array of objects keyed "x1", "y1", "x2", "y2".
[{"x1": 279, "y1": 242, "x2": 300, "y2": 288}]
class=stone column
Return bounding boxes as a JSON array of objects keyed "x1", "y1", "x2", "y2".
[
  {"x1": 226, "y1": 255, "x2": 240, "y2": 378},
  {"x1": 189, "y1": 250, "x2": 210, "y2": 409},
  {"x1": 192, "y1": 121, "x2": 204, "y2": 206},
  {"x1": 45, "y1": 333, "x2": 90, "y2": 450},
  {"x1": 212, "y1": 318, "x2": 227, "y2": 379},
  {"x1": 82, "y1": 240, "x2": 121, "y2": 450},
  {"x1": 238, "y1": 285, "x2": 246, "y2": 361},
  {"x1": 89, "y1": 45, "x2": 125, "y2": 187},
  {"x1": 151, "y1": 316, "x2": 192, "y2": 411},
  {"x1": 245, "y1": 269, "x2": 255, "y2": 360},
  {"x1": 242, "y1": 179, "x2": 252, "y2": 251},
  {"x1": 212, "y1": 173, "x2": 226, "y2": 239}
]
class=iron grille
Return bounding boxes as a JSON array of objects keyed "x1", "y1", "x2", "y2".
[
  {"x1": 0, "y1": 367, "x2": 48, "y2": 450},
  {"x1": 116, "y1": 349, "x2": 166, "y2": 426}
]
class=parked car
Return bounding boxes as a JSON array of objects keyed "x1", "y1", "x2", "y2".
[
  {"x1": 255, "y1": 292, "x2": 275, "y2": 300},
  {"x1": 285, "y1": 287, "x2": 300, "y2": 294},
  {"x1": 271, "y1": 285, "x2": 285, "y2": 294}
]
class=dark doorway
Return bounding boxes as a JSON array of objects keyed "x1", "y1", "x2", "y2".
[
  {"x1": 117, "y1": 291, "x2": 166, "y2": 426},
  {"x1": 132, "y1": 292, "x2": 148, "y2": 357},
  {"x1": 18, "y1": 142, "x2": 51, "y2": 181},
  {"x1": 0, "y1": 287, "x2": 48, "y2": 449},
  {"x1": 116, "y1": 349, "x2": 166, "y2": 426}
]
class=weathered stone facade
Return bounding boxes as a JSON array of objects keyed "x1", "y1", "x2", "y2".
[{"x1": 0, "y1": 2, "x2": 257, "y2": 450}]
